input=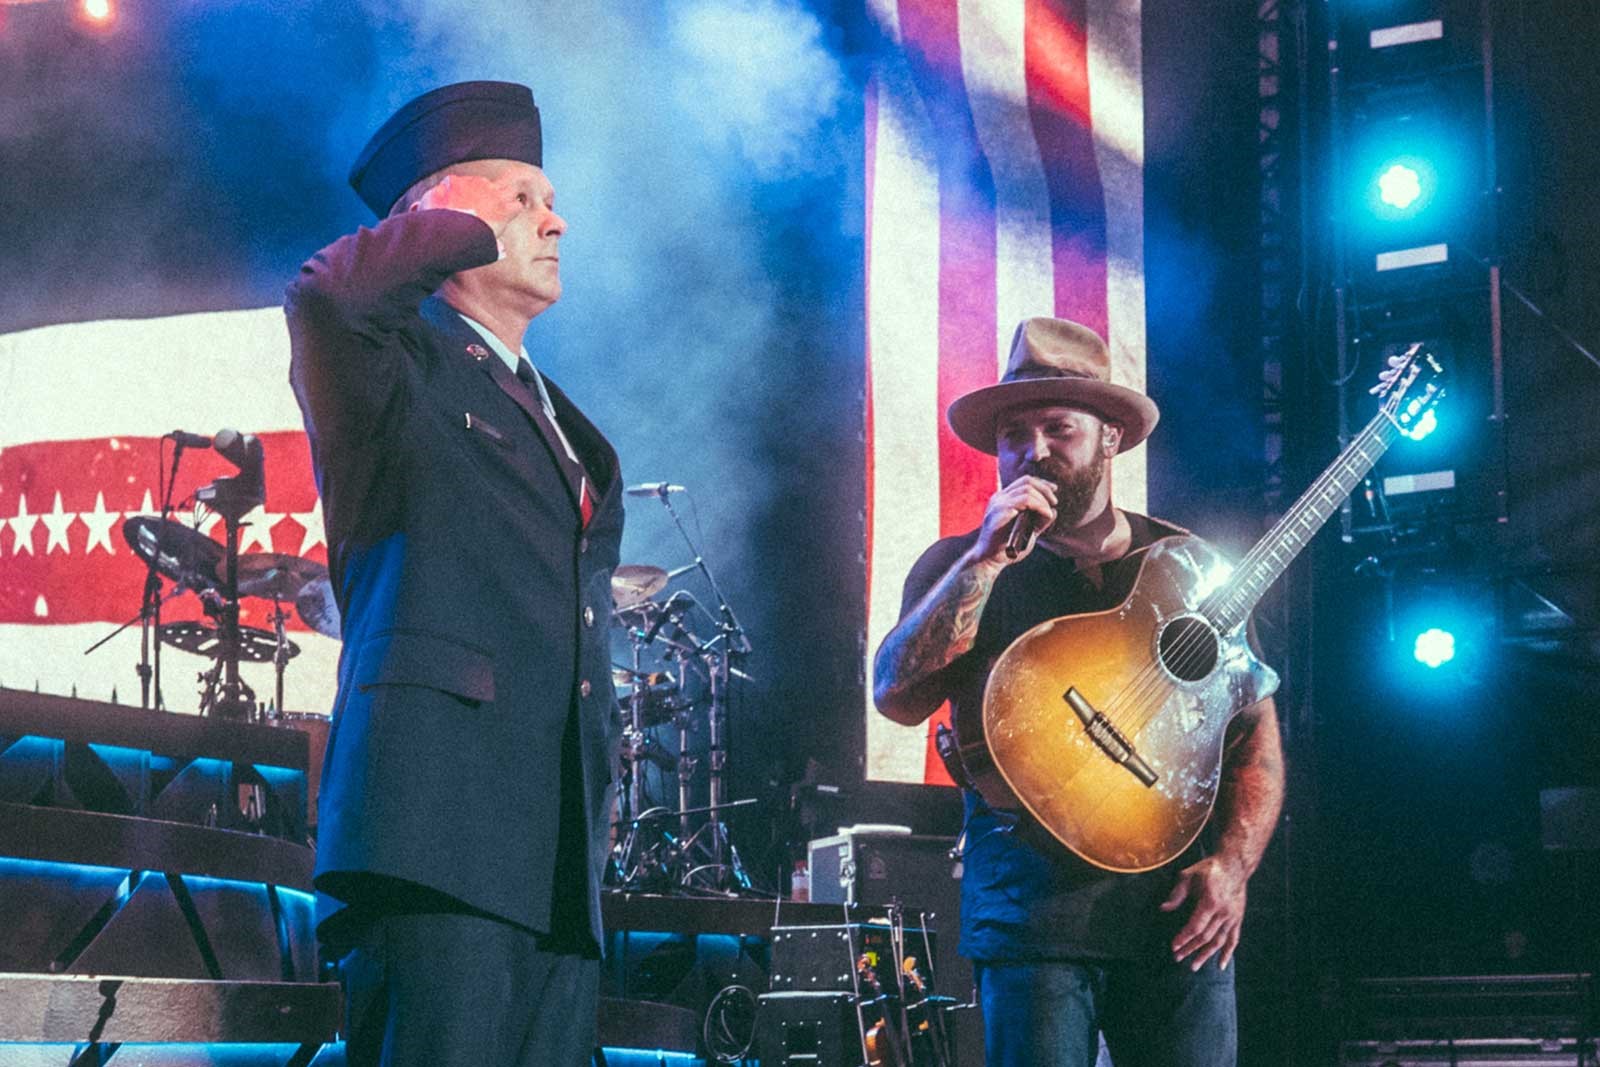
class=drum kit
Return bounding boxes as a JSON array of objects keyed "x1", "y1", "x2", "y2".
[
  {"x1": 84, "y1": 433, "x2": 339, "y2": 830},
  {"x1": 605, "y1": 485, "x2": 758, "y2": 896},
  {"x1": 91, "y1": 515, "x2": 339, "y2": 720},
  {"x1": 87, "y1": 444, "x2": 757, "y2": 878}
]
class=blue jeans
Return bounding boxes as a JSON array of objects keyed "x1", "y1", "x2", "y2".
[{"x1": 976, "y1": 956, "x2": 1236, "y2": 1067}]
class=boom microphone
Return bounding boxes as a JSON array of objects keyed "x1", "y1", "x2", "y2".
[
  {"x1": 624, "y1": 482, "x2": 686, "y2": 497},
  {"x1": 166, "y1": 430, "x2": 213, "y2": 449},
  {"x1": 642, "y1": 591, "x2": 693, "y2": 644}
]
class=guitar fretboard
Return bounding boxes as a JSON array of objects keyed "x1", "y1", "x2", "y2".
[{"x1": 1204, "y1": 413, "x2": 1400, "y2": 632}]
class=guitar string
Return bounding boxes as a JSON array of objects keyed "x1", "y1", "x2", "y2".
[
  {"x1": 1018, "y1": 372, "x2": 1425, "y2": 852},
  {"x1": 1104, "y1": 415, "x2": 1392, "y2": 744},
  {"x1": 1029, "y1": 415, "x2": 1395, "y2": 820},
  {"x1": 1118, "y1": 414, "x2": 1399, "y2": 738},
  {"x1": 1015, "y1": 415, "x2": 1396, "y2": 808},
  {"x1": 1090, "y1": 414, "x2": 1395, "y2": 746}
]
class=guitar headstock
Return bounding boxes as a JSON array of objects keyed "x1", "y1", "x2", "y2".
[{"x1": 1369, "y1": 342, "x2": 1446, "y2": 440}]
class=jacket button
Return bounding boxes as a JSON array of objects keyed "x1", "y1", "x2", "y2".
[
  {"x1": 579, "y1": 536, "x2": 589, "y2": 554},
  {"x1": 583, "y1": 605, "x2": 596, "y2": 628},
  {"x1": 579, "y1": 679, "x2": 592, "y2": 698}
]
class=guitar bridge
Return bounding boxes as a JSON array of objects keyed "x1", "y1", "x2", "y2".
[{"x1": 1063, "y1": 687, "x2": 1159, "y2": 787}]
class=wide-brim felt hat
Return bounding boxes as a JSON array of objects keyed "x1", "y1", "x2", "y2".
[
  {"x1": 349, "y1": 80, "x2": 543, "y2": 217},
  {"x1": 946, "y1": 317, "x2": 1160, "y2": 455}
]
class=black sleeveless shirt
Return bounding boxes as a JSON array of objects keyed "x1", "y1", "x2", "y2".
[{"x1": 897, "y1": 511, "x2": 1203, "y2": 961}]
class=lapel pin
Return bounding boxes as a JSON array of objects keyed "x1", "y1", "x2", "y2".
[{"x1": 466, "y1": 343, "x2": 491, "y2": 362}]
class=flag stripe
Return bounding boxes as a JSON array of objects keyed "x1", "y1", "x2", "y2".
[
  {"x1": 864, "y1": 0, "x2": 1145, "y2": 784},
  {"x1": 863, "y1": 0, "x2": 947, "y2": 785},
  {"x1": 959, "y1": 0, "x2": 1059, "y2": 371},
  {"x1": 1027, "y1": 0, "x2": 1110, "y2": 338},
  {"x1": 897, "y1": 0, "x2": 1002, "y2": 545},
  {"x1": 1089, "y1": 0, "x2": 1150, "y2": 514}
]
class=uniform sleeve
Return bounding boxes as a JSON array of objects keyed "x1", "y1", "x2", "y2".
[{"x1": 284, "y1": 208, "x2": 500, "y2": 437}]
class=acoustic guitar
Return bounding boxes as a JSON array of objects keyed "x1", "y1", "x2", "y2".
[{"x1": 969, "y1": 344, "x2": 1445, "y2": 872}]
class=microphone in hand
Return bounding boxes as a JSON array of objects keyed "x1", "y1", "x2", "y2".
[{"x1": 1004, "y1": 481, "x2": 1057, "y2": 560}]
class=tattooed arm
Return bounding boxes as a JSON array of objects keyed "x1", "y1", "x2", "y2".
[
  {"x1": 1163, "y1": 697, "x2": 1286, "y2": 970},
  {"x1": 873, "y1": 475, "x2": 1059, "y2": 726}
]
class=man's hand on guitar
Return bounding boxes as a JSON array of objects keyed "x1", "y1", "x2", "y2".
[
  {"x1": 973, "y1": 476, "x2": 1058, "y2": 563},
  {"x1": 1161, "y1": 853, "x2": 1248, "y2": 971}
]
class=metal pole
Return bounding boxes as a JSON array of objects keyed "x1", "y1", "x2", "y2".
[
  {"x1": 1327, "y1": 1, "x2": 1355, "y2": 542},
  {"x1": 1481, "y1": 0, "x2": 1509, "y2": 525}
]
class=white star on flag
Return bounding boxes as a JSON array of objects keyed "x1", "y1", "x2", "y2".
[
  {"x1": 125, "y1": 490, "x2": 159, "y2": 520},
  {"x1": 81, "y1": 492, "x2": 121, "y2": 555},
  {"x1": 238, "y1": 505, "x2": 286, "y2": 554},
  {"x1": 8, "y1": 494, "x2": 40, "y2": 556},
  {"x1": 290, "y1": 498, "x2": 326, "y2": 555},
  {"x1": 42, "y1": 491, "x2": 77, "y2": 554}
]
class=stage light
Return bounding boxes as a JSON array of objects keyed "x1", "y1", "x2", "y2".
[
  {"x1": 1413, "y1": 627, "x2": 1456, "y2": 668},
  {"x1": 1378, "y1": 162, "x2": 1423, "y2": 210},
  {"x1": 1368, "y1": 155, "x2": 1437, "y2": 221},
  {"x1": 80, "y1": 0, "x2": 112, "y2": 24}
]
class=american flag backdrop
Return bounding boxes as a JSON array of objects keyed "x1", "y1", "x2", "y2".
[
  {"x1": 863, "y1": 0, "x2": 1150, "y2": 785},
  {"x1": 0, "y1": 309, "x2": 339, "y2": 716}
]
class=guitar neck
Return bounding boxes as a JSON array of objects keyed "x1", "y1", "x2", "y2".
[{"x1": 1206, "y1": 413, "x2": 1400, "y2": 632}]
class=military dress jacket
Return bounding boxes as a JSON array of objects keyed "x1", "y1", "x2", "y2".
[{"x1": 284, "y1": 208, "x2": 623, "y2": 950}]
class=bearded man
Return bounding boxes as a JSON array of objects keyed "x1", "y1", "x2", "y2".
[{"x1": 873, "y1": 317, "x2": 1284, "y2": 1067}]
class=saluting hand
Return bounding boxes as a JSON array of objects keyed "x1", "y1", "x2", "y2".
[
  {"x1": 413, "y1": 173, "x2": 527, "y2": 238},
  {"x1": 972, "y1": 476, "x2": 1058, "y2": 564}
]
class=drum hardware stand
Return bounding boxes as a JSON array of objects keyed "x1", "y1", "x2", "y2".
[
  {"x1": 84, "y1": 435, "x2": 194, "y2": 710},
  {"x1": 654, "y1": 489, "x2": 753, "y2": 891},
  {"x1": 194, "y1": 446, "x2": 264, "y2": 722},
  {"x1": 267, "y1": 599, "x2": 293, "y2": 719}
]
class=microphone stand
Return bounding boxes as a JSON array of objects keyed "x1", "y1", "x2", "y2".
[
  {"x1": 149, "y1": 441, "x2": 187, "y2": 711},
  {"x1": 85, "y1": 439, "x2": 188, "y2": 709}
]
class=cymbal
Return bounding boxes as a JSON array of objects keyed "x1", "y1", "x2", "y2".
[
  {"x1": 158, "y1": 621, "x2": 298, "y2": 664},
  {"x1": 611, "y1": 564, "x2": 668, "y2": 612},
  {"x1": 611, "y1": 666, "x2": 675, "y2": 688},
  {"x1": 237, "y1": 553, "x2": 329, "y2": 601},
  {"x1": 294, "y1": 576, "x2": 342, "y2": 639},
  {"x1": 122, "y1": 516, "x2": 223, "y2": 589}
]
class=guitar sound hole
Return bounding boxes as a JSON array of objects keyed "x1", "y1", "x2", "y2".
[{"x1": 1158, "y1": 616, "x2": 1220, "y2": 682}]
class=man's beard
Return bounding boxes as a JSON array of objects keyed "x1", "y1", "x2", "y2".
[{"x1": 1024, "y1": 455, "x2": 1105, "y2": 536}]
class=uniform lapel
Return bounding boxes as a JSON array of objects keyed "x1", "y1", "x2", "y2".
[{"x1": 420, "y1": 296, "x2": 584, "y2": 515}]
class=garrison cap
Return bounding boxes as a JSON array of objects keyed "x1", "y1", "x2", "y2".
[{"x1": 348, "y1": 80, "x2": 543, "y2": 216}]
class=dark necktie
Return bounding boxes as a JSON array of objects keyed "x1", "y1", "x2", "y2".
[{"x1": 515, "y1": 358, "x2": 595, "y2": 527}]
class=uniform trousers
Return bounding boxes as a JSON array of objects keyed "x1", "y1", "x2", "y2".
[{"x1": 339, "y1": 909, "x2": 600, "y2": 1067}]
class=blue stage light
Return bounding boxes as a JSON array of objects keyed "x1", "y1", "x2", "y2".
[
  {"x1": 1378, "y1": 162, "x2": 1423, "y2": 210},
  {"x1": 1413, "y1": 627, "x2": 1456, "y2": 668},
  {"x1": 1368, "y1": 155, "x2": 1437, "y2": 221}
]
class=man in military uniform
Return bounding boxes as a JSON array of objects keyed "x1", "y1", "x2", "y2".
[{"x1": 286, "y1": 80, "x2": 623, "y2": 1066}]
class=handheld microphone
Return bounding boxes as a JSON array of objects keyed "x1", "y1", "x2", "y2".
[
  {"x1": 642, "y1": 591, "x2": 693, "y2": 643},
  {"x1": 166, "y1": 431, "x2": 213, "y2": 449},
  {"x1": 624, "y1": 482, "x2": 686, "y2": 497},
  {"x1": 1004, "y1": 481, "x2": 1057, "y2": 559}
]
